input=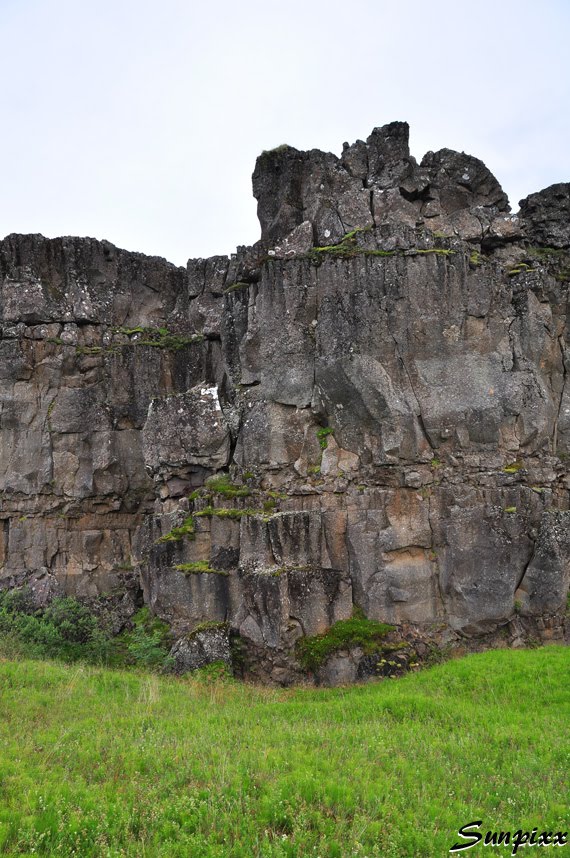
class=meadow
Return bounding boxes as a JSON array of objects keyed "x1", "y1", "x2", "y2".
[{"x1": 0, "y1": 647, "x2": 568, "y2": 857}]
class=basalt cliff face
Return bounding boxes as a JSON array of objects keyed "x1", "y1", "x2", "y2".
[{"x1": 1, "y1": 122, "x2": 569, "y2": 683}]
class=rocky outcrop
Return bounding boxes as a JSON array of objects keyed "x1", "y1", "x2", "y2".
[
  {"x1": 253, "y1": 121, "x2": 511, "y2": 248},
  {"x1": 519, "y1": 183, "x2": 570, "y2": 249},
  {"x1": 1, "y1": 122, "x2": 569, "y2": 683}
]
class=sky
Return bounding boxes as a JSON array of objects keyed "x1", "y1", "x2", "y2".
[{"x1": 0, "y1": 0, "x2": 568, "y2": 267}]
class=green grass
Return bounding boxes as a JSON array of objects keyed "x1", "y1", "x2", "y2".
[{"x1": 0, "y1": 648, "x2": 567, "y2": 856}]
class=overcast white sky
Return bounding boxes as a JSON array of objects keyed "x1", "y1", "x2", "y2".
[{"x1": 1, "y1": 0, "x2": 568, "y2": 266}]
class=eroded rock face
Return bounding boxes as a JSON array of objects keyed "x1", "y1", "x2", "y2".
[
  {"x1": 143, "y1": 386, "x2": 230, "y2": 478},
  {"x1": 170, "y1": 626, "x2": 232, "y2": 673},
  {"x1": 519, "y1": 183, "x2": 570, "y2": 249},
  {"x1": 253, "y1": 122, "x2": 511, "y2": 249},
  {"x1": 1, "y1": 124, "x2": 569, "y2": 683}
]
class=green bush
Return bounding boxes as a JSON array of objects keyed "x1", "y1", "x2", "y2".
[
  {"x1": 122, "y1": 607, "x2": 173, "y2": 671},
  {"x1": 0, "y1": 592, "x2": 112, "y2": 663},
  {"x1": 42, "y1": 597, "x2": 100, "y2": 644},
  {"x1": 0, "y1": 592, "x2": 173, "y2": 671}
]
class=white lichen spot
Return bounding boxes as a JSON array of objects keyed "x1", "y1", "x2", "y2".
[
  {"x1": 443, "y1": 325, "x2": 460, "y2": 343},
  {"x1": 200, "y1": 386, "x2": 221, "y2": 411},
  {"x1": 324, "y1": 229, "x2": 331, "y2": 239}
]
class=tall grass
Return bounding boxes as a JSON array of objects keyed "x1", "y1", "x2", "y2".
[{"x1": 0, "y1": 647, "x2": 567, "y2": 856}]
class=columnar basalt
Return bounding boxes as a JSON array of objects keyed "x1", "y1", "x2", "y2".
[{"x1": 0, "y1": 122, "x2": 569, "y2": 683}]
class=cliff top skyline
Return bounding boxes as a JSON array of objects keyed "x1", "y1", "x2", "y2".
[{"x1": 1, "y1": 0, "x2": 568, "y2": 265}]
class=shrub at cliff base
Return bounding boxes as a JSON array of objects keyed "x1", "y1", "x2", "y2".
[{"x1": 0, "y1": 592, "x2": 173, "y2": 670}]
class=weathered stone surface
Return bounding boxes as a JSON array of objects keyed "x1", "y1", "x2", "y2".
[
  {"x1": 519, "y1": 183, "x2": 570, "y2": 248},
  {"x1": 0, "y1": 124, "x2": 569, "y2": 684},
  {"x1": 252, "y1": 145, "x2": 372, "y2": 247},
  {"x1": 516, "y1": 511, "x2": 570, "y2": 615},
  {"x1": 253, "y1": 122, "x2": 512, "y2": 246},
  {"x1": 143, "y1": 386, "x2": 230, "y2": 477},
  {"x1": 418, "y1": 148, "x2": 509, "y2": 216},
  {"x1": 366, "y1": 121, "x2": 414, "y2": 190},
  {"x1": 170, "y1": 625, "x2": 231, "y2": 672}
]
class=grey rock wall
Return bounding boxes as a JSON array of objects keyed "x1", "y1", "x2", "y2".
[{"x1": 1, "y1": 122, "x2": 569, "y2": 682}]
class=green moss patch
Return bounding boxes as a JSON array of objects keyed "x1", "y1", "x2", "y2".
[
  {"x1": 114, "y1": 326, "x2": 204, "y2": 350},
  {"x1": 76, "y1": 345, "x2": 104, "y2": 355},
  {"x1": 188, "y1": 620, "x2": 229, "y2": 636},
  {"x1": 174, "y1": 562, "x2": 229, "y2": 576},
  {"x1": 405, "y1": 248, "x2": 456, "y2": 257},
  {"x1": 223, "y1": 281, "x2": 250, "y2": 294},
  {"x1": 195, "y1": 506, "x2": 265, "y2": 520},
  {"x1": 204, "y1": 474, "x2": 250, "y2": 499},
  {"x1": 508, "y1": 264, "x2": 535, "y2": 277},
  {"x1": 308, "y1": 231, "x2": 456, "y2": 265},
  {"x1": 296, "y1": 611, "x2": 395, "y2": 672},
  {"x1": 503, "y1": 460, "x2": 523, "y2": 473},
  {"x1": 156, "y1": 515, "x2": 196, "y2": 544},
  {"x1": 309, "y1": 227, "x2": 398, "y2": 263}
]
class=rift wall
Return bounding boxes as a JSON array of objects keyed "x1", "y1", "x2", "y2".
[{"x1": 0, "y1": 122, "x2": 569, "y2": 682}]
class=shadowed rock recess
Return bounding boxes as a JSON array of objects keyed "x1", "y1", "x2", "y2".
[{"x1": 1, "y1": 121, "x2": 569, "y2": 684}]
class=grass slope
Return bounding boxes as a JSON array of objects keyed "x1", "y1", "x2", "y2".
[{"x1": 0, "y1": 648, "x2": 568, "y2": 857}]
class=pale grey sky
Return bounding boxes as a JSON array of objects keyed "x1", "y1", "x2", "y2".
[{"x1": 0, "y1": 0, "x2": 568, "y2": 266}]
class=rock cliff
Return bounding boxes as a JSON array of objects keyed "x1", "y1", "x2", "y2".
[{"x1": 1, "y1": 122, "x2": 569, "y2": 683}]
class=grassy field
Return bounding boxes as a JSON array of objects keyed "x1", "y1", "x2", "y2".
[{"x1": 0, "y1": 648, "x2": 568, "y2": 857}]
